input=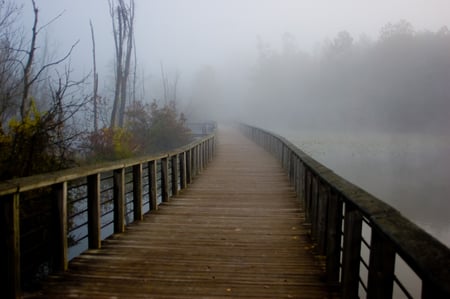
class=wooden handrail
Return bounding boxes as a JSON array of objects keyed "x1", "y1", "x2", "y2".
[
  {"x1": 240, "y1": 124, "x2": 450, "y2": 299},
  {"x1": 0, "y1": 132, "x2": 216, "y2": 299}
]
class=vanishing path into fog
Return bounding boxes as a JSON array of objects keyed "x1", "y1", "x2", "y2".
[{"x1": 31, "y1": 127, "x2": 337, "y2": 298}]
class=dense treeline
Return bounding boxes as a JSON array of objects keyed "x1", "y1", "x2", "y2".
[{"x1": 248, "y1": 21, "x2": 450, "y2": 134}]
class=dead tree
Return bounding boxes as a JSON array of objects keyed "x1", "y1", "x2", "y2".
[
  {"x1": 20, "y1": 0, "x2": 77, "y2": 121},
  {"x1": 90, "y1": 19, "x2": 99, "y2": 132},
  {"x1": 20, "y1": 0, "x2": 38, "y2": 120},
  {"x1": 108, "y1": 0, "x2": 135, "y2": 128}
]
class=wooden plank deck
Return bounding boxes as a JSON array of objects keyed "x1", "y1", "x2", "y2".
[{"x1": 31, "y1": 127, "x2": 338, "y2": 298}]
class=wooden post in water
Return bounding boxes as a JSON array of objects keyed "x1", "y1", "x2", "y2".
[
  {"x1": 161, "y1": 157, "x2": 169, "y2": 202},
  {"x1": 113, "y1": 168, "x2": 125, "y2": 233},
  {"x1": 133, "y1": 164, "x2": 143, "y2": 221},
  {"x1": 0, "y1": 193, "x2": 20, "y2": 299},
  {"x1": 148, "y1": 160, "x2": 158, "y2": 211},
  {"x1": 87, "y1": 174, "x2": 101, "y2": 249},
  {"x1": 53, "y1": 182, "x2": 68, "y2": 271}
]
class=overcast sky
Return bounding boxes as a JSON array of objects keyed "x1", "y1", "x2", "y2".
[{"x1": 17, "y1": 0, "x2": 450, "y2": 83}]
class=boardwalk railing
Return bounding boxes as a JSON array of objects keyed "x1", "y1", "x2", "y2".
[
  {"x1": 241, "y1": 124, "x2": 450, "y2": 299},
  {"x1": 0, "y1": 131, "x2": 216, "y2": 299}
]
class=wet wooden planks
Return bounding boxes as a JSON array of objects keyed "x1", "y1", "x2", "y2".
[{"x1": 31, "y1": 126, "x2": 338, "y2": 298}]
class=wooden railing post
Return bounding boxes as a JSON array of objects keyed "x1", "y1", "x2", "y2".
[
  {"x1": 367, "y1": 229, "x2": 395, "y2": 299},
  {"x1": 310, "y1": 175, "x2": 319, "y2": 240},
  {"x1": 148, "y1": 160, "x2": 158, "y2": 211},
  {"x1": 297, "y1": 161, "x2": 305, "y2": 202},
  {"x1": 210, "y1": 137, "x2": 214, "y2": 161},
  {"x1": 199, "y1": 143, "x2": 204, "y2": 172},
  {"x1": 0, "y1": 193, "x2": 20, "y2": 299},
  {"x1": 133, "y1": 164, "x2": 143, "y2": 221},
  {"x1": 171, "y1": 154, "x2": 179, "y2": 196},
  {"x1": 195, "y1": 145, "x2": 200, "y2": 176},
  {"x1": 161, "y1": 157, "x2": 169, "y2": 202},
  {"x1": 317, "y1": 183, "x2": 329, "y2": 255},
  {"x1": 304, "y1": 170, "x2": 312, "y2": 222},
  {"x1": 87, "y1": 174, "x2": 101, "y2": 249},
  {"x1": 204, "y1": 140, "x2": 209, "y2": 164},
  {"x1": 326, "y1": 191, "x2": 343, "y2": 286},
  {"x1": 202, "y1": 142, "x2": 206, "y2": 169},
  {"x1": 293, "y1": 156, "x2": 299, "y2": 193},
  {"x1": 191, "y1": 147, "x2": 196, "y2": 177},
  {"x1": 113, "y1": 168, "x2": 125, "y2": 233},
  {"x1": 422, "y1": 280, "x2": 447, "y2": 299},
  {"x1": 186, "y1": 150, "x2": 192, "y2": 184},
  {"x1": 206, "y1": 140, "x2": 211, "y2": 164},
  {"x1": 180, "y1": 152, "x2": 187, "y2": 190},
  {"x1": 341, "y1": 203, "x2": 363, "y2": 299},
  {"x1": 53, "y1": 182, "x2": 68, "y2": 271}
]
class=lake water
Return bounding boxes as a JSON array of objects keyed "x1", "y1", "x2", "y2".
[{"x1": 281, "y1": 129, "x2": 450, "y2": 247}]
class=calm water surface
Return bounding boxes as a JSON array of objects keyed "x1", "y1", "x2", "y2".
[{"x1": 282, "y1": 129, "x2": 450, "y2": 247}]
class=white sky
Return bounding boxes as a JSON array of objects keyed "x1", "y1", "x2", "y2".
[{"x1": 16, "y1": 0, "x2": 450, "y2": 81}]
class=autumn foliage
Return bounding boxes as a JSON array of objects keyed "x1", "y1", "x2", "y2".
[
  {"x1": 85, "y1": 100, "x2": 191, "y2": 161},
  {"x1": 0, "y1": 100, "x2": 75, "y2": 179}
]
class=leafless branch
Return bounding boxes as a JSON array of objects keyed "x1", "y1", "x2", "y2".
[{"x1": 28, "y1": 40, "x2": 79, "y2": 88}]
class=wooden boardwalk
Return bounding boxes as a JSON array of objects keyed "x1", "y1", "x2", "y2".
[{"x1": 31, "y1": 127, "x2": 338, "y2": 298}]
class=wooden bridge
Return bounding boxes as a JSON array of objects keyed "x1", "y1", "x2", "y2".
[{"x1": 1, "y1": 124, "x2": 449, "y2": 298}]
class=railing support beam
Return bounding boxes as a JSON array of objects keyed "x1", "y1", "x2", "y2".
[
  {"x1": 161, "y1": 157, "x2": 169, "y2": 202},
  {"x1": 53, "y1": 182, "x2": 68, "y2": 271},
  {"x1": 186, "y1": 150, "x2": 192, "y2": 184},
  {"x1": 149, "y1": 160, "x2": 158, "y2": 211},
  {"x1": 113, "y1": 168, "x2": 125, "y2": 233},
  {"x1": 180, "y1": 152, "x2": 187, "y2": 190},
  {"x1": 367, "y1": 230, "x2": 395, "y2": 299},
  {"x1": 326, "y1": 191, "x2": 342, "y2": 286},
  {"x1": 171, "y1": 155, "x2": 179, "y2": 196},
  {"x1": 88, "y1": 174, "x2": 101, "y2": 249},
  {"x1": 0, "y1": 193, "x2": 20, "y2": 299},
  {"x1": 133, "y1": 164, "x2": 143, "y2": 221},
  {"x1": 341, "y1": 204, "x2": 363, "y2": 299}
]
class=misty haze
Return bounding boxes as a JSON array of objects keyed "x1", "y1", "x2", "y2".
[{"x1": 2, "y1": 0, "x2": 450, "y2": 298}]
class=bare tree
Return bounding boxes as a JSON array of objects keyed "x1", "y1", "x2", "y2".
[
  {"x1": 0, "y1": 0, "x2": 88, "y2": 178},
  {"x1": 20, "y1": 0, "x2": 77, "y2": 121},
  {"x1": 0, "y1": 1, "x2": 23, "y2": 126},
  {"x1": 90, "y1": 19, "x2": 99, "y2": 132},
  {"x1": 160, "y1": 62, "x2": 180, "y2": 105},
  {"x1": 108, "y1": 0, "x2": 135, "y2": 128},
  {"x1": 19, "y1": 0, "x2": 38, "y2": 119},
  {"x1": 160, "y1": 62, "x2": 168, "y2": 103}
]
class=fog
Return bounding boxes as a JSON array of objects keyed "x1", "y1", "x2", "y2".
[{"x1": 15, "y1": 1, "x2": 450, "y2": 244}]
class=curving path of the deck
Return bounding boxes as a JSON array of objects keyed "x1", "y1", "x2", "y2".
[{"x1": 32, "y1": 126, "x2": 338, "y2": 298}]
